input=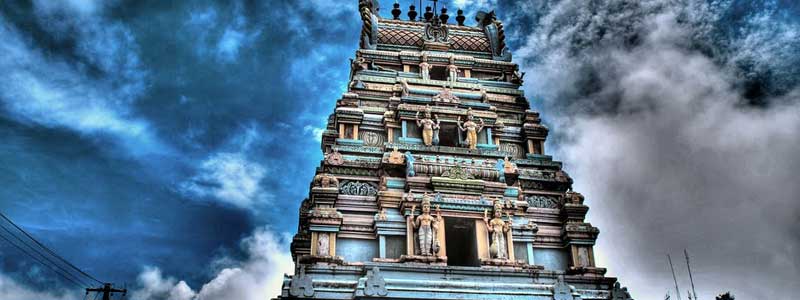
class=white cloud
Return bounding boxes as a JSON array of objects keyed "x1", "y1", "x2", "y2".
[
  {"x1": 180, "y1": 152, "x2": 268, "y2": 210},
  {"x1": 0, "y1": 6, "x2": 164, "y2": 156},
  {"x1": 303, "y1": 124, "x2": 325, "y2": 141},
  {"x1": 0, "y1": 273, "x2": 77, "y2": 300},
  {"x1": 131, "y1": 228, "x2": 293, "y2": 300},
  {"x1": 514, "y1": 0, "x2": 800, "y2": 299}
]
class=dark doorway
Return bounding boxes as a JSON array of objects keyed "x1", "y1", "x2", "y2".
[
  {"x1": 437, "y1": 123, "x2": 460, "y2": 147},
  {"x1": 444, "y1": 218, "x2": 479, "y2": 267},
  {"x1": 430, "y1": 66, "x2": 447, "y2": 81}
]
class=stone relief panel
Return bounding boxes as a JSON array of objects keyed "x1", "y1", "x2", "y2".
[
  {"x1": 339, "y1": 181, "x2": 379, "y2": 196},
  {"x1": 525, "y1": 195, "x2": 560, "y2": 209},
  {"x1": 359, "y1": 131, "x2": 386, "y2": 147},
  {"x1": 500, "y1": 142, "x2": 525, "y2": 158}
]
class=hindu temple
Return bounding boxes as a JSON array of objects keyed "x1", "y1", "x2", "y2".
[{"x1": 275, "y1": 1, "x2": 635, "y2": 299}]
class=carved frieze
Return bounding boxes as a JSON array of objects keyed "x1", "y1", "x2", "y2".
[
  {"x1": 339, "y1": 181, "x2": 379, "y2": 196},
  {"x1": 526, "y1": 195, "x2": 560, "y2": 209}
]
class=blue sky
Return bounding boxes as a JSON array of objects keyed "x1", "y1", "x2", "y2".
[{"x1": 1, "y1": 1, "x2": 798, "y2": 300}]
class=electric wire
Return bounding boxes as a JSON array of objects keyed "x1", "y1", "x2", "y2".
[
  {"x1": 0, "y1": 212, "x2": 104, "y2": 285},
  {"x1": 0, "y1": 229, "x2": 86, "y2": 289}
]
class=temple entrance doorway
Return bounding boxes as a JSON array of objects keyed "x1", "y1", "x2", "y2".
[{"x1": 444, "y1": 218, "x2": 479, "y2": 267}]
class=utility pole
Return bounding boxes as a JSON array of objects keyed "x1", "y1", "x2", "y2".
[
  {"x1": 685, "y1": 249, "x2": 699, "y2": 300},
  {"x1": 86, "y1": 283, "x2": 126, "y2": 300},
  {"x1": 667, "y1": 254, "x2": 681, "y2": 299}
]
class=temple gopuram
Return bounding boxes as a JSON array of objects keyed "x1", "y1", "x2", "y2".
[{"x1": 275, "y1": 1, "x2": 634, "y2": 299}]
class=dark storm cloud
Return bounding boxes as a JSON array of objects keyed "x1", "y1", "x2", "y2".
[
  {"x1": 507, "y1": 0, "x2": 800, "y2": 299},
  {"x1": 0, "y1": 0, "x2": 359, "y2": 297}
]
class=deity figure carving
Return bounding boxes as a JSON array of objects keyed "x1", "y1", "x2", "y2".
[
  {"x1": 511, "y1": 70, "x2": 525, "y2": 85},
  {"x1": 457, "y1": 108, "x2": 485, "y2": 150},
  {"x1": 503, "y1": 156, "x2": 517, "y2": 174},
  {"x1": 447, "y1": 56, "x2": 458, "y2": 82},
  {"x1": 410, "y1": 194, "x2": 441, "y2": 256},
  {"x1": 495, "y1": 159, "x2": 506, "y2": 183},
  {"x1": 483, "y1": 200, "x2": 511, "y2": 259},
  {"x1": 404, "y1": 151, "x2": 415, "y2": 176},
  {"x1": 419, "y1": 53, "x2": 431, "y2": 80},
  {"x1": 388, "y1": 146, "x2": 404, "y2": 164},
  {"x1": 480, "y1": 88, "x2": 488, "y2": 103},
  {"x1": 313, "y1": 173, "x2": 339, "y2": 188},
  {"x1": 415, "y1": 106, "x2": 440, "y2": 146},
  {"x1": 317, "y1": 233, "x2": 329, "y2": 256},
  {"x1": 399, "y1": 79, "x2": 410, "y2": 97}
]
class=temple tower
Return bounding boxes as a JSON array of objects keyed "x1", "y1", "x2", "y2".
[{"x1": 276, "y1": 2, "x2": 634, "y2": 299}]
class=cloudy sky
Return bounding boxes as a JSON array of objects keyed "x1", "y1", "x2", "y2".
[{"x1": 0, "y1": 1, "x2": 797, "y2": 300}]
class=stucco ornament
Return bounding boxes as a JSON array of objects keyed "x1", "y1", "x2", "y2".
[
  {"x1": 484, "y1": 199, "x2": 511, "y2": 259},
  {"x1": 364, "y1": 267, "x2": 388, "y2": 296},
  {"x1": 411, "y1": 193, "x2": 441, "y2": 256},
  {"x1": 289, "y1": 267, "x2": 314, "y2": 297},
  {"x1": 416, "y1": 106, "x2": 440, "y2": 146},
  {"x1": 457, "y1": 108, "x2": 485, "y2": 150}
]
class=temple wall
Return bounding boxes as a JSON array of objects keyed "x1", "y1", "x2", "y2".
[
  {"x1": 534, "y1": 248, "x2": 569, "y2": 271},
  {"x1": 337, "y1": 238, "x2": 378, "y2": 262}
]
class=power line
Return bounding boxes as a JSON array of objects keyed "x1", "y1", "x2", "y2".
[
  {"x1": 0, "y1": 229, "x2": 86, "y2": 289},
  {"x1": 0, "y1": 212, "x2": 103, "y2": 284}
]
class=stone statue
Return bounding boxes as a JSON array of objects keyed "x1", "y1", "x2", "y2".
[
  {"x1": 475, "y1": 10, "x2": 511, "y2": 61},
  {"x1": 415, "y1": 106, "x2": 440, "y2": 146},
  {"x1": 317, "y1": 233, "x2": 329, "y2": 256},
  {"x1": 313, "y1": 173, "x2": 339, "y2": 188},
  {"x1": 495, "y1": 159, "x2": 506, "y2": 183},
  {"x1": 457, "y1": 108, "x2": 485, "y2": 150},
  {"x1": 411, "y1": 193, "x2": 441, "y2": 256},
  {"x1": 447, "y1": 56, "x2": 458, "y2": 82},
  {"x1": 503, "y1": 156, "x2": 517, "y2": 174},
  {"x1": 404, "y1": 151, "x2": 415, "y2": 176},
  {"x1": 388, "y1": 146, "x2": 405, "y2": 164},
  {"x1": 399, "y1": 79, "x2": 410, "y2": 97},
  {"x1": 483, "y1": 199, "x2": 510, "y2": 259},
  {"x1": 480, "y1": 88, "x2": 488, "y2": 103},
  {"x1": 419, "y1": 53, "x2": 431, "y2": 80},
  {"x1": 359, "y1": 0, "x2": 379, "y2": 50},
  {"x1": 511, "y1": 70, "x2": 525, "y2": 85}
]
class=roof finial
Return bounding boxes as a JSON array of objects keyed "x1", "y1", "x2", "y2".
[
  {"x1": 407, "y1": 3, "x2": 417, "y2": 21},
  {"x1": 424, "y1": 6, "x2": 433, "y2": 22},
  {"x1": 439, "y1": 6, "x2": 449, "y2": 24},
  {"x1": 391, "y1": 2, "x2": 401, "y2": 20},
  {"x1": 456, "y1": 9, "x2": 465, "y2": 26}
]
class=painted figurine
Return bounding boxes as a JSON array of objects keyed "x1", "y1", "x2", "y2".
[
  {"x1": 416, "y1": 106, "x2": 440, "y2": 146},
  {"x1": 484, "y1": 199, "x2": 510, "y2": 259},
  {"x1": 419, "y1": 53, "x2": 431, "y2": 80},
  {"x1": 447, "y1": 56, "x2": 458, "y2": 82},
  {"x1": 411, "y1": 194, "x2": 441, "y2": 256},
  {"x1": 457, "y1": 108, "x2": 485, "y2": 150}
]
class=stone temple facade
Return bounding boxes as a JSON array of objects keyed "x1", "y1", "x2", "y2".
[{"x1": 275, "y1": 2, "x2": 634, "y2": 299}]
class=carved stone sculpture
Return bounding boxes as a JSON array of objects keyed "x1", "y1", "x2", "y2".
[
  {"x1": 495, "y1": 159, "x2": 506, "y2": 183},
  {"x1": 388, "y1": 146, "x2": 405, "y2": 164},
  {"x1": 419, "y1": 53, "x2": 431, "y2": 80},
  {"x1": 364, "y1": 267, "x2": 388, "y2": 296},
  {"x1": 432, "y1": 88, "x2": 459, "y2": 104},
  {"x1": 416, "y1": 106, "x2": 440, "y2": 146},
  {"x1": 610, "y1": 282, "x2": 634, "y2": 300},
  {"x1": 503, "y1": 157, "x2": 517, "y2": 174},
  {"x1": 399, "y1": 79, "x2": 410, "y2": 97},
  {"x1": 475, "y1": 10, "x2": 510, "y2": 61},
  {"x1": 483, "y1": 199, "x2": 510, "y2": 259},
  {"x1": 359, "y1": 0, "x2": 379, "y2": 50},
  {"x1": 552, "y1": 276, "x2": 575, "y2": 300},
  {"x1": 457, "y1": 108, "x2": 485, "y2": 150},
  {"x1": 447, "y1": 56, "x2": 458, "y2": 82},
  {"x1": 317, "y1": 233, "x2": 329, "y2": 256},
  {"x1": 411, "y1": 194, "x2": 441, "y2": 256},
  {"x1": 313, "y1": 173, "x2": 339, "y2": 188},
  {"x1": 404, "y1": 151, "x2": 415, "y2": 176},
  {"x1": 289, "y1": 267, "x2": 314, "y2": 297}
]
